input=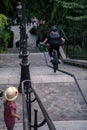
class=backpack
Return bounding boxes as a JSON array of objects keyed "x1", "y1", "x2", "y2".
[{"x1": 48, "y1": 31, "x2": 61, "y2": 45}]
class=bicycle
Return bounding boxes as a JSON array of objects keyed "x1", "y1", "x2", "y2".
[
  {"x1": 51, "y1": 47, "x2": 59, "y2": 72},
  {"x1": 39, "y1": 43, "x2": 59, "y2": 73}
]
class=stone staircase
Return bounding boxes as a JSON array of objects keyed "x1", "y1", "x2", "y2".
[{"x1": 0, "y1": 53, "x2": 87, "y2": 130}]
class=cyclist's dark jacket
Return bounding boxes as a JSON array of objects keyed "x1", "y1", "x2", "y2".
[{"x1": 47, "y1": 31, "x2": 61, "y2": 45}]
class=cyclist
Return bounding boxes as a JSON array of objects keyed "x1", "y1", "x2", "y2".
[{"x1": 42, "y1": 25, "x2": 65, "y2": 63}]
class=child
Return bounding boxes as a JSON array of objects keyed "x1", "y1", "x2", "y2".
[{"x1": 3, "y1": 86, "x2": 20, "y2": 130}]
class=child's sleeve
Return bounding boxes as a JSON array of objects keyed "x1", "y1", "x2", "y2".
[{"x1": 10, "y1": 102, "x2": 16, "y2": 109}]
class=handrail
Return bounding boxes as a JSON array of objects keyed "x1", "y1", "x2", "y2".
[
  {"x1": 22, "y1": 80, "x2": 56, "y2": 130},
  {"x1": 58, "y1": 68, "x2": 87, "y2": 106},
  {"x1": 22, "y1": 82, "x2": 30, "y2": 130},
  {"x1": 44, "y1": 51, "x2": 87, "y2": 105},
  {"x1": 32, "y1": 87, "x2": 56, "y2": 130}
]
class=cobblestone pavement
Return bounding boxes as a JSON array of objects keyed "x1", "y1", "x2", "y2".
[{"x1": 31, "y1": 82, "x2": 87, "y2": 121}]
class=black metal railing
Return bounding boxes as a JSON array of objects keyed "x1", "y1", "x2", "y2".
[
  {"x1": 22, "y1": 82, "x2": 30, "y2": 130},
  {"x1": 21, "y1": 80, "x2": 56, "y2": 130},
  {"x1": 63, "y1": 32, "x2": 87, "y2": 60}
]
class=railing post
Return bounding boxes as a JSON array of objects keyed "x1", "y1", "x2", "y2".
[
  {"x1": 34, "y1": 109, "x2": 38, "y2": 130},
  {"x1": 28, "y1": 88, "x2": 32, "y2": 130},
  {"x1": 22, "y1": 81, "x2": 30, "y2": 130},
  {"x1": 22, "y1": 80, "x2": 32, "y2": 130},
  {"x1": 0, "y1": 90, "x2": 3, "y2": 97}
]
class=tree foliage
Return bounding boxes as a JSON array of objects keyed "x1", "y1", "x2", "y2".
[
  {"x1": 0, "y1": 14, "x2": 11, "y2": 52},
  {"x1": 0, "y1": 0, "x2": 87, "y2": 40},
  {"x1": 0, "y1": 0, "x2": 17, "y2": 17},
  {"x1": 25, "y1": 0, "x2": 87, "y2": 39},
  {"x1": 0, "y1": 14, "x2": 8, "y2": 29}
]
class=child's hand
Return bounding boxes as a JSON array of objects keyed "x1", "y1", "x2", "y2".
[{"x1": 17, "y1": 115, "x2": 20, "y2": 120}]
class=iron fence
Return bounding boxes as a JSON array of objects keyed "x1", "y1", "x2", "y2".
[{"x1": 63, "y1": 32, "x2": 87, "y2": 60}]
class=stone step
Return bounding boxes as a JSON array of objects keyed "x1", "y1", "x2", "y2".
[
  {"x1": 0, "y1": 122, "x2": 23, "y2": 130},
  {"x1": 0, "y1": 120, "x2": 87, "y2": 130},
  {"x1": 0, "y1": 68, "x2": 20, "y2": 84},
  {"x1": 30, "y1": 66, "x2": 74, "y2": 84},
  {"x1": 0, "y1": 66, "x2": 74, "y2": 84},
  {"x1": 8, "y1": 48, "x2": 19, "y2": 53},
  {"x1": 38, "y1": 120, "x2": 87, "y2": 130}
]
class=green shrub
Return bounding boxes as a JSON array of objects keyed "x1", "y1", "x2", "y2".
[
  {"x1": 0, "y1": 14, "x2": 13, "y2": 53},
  {"x1": 74, "y1": 45, "x2": 81, "y2": 52},
  {"x1": 8, "y1": 30, "x2": 14, "y2": 48}
]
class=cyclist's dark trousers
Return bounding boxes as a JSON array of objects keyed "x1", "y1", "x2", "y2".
[{"x1": 48, "y1": 44, "x2": 60, "y2": 59}]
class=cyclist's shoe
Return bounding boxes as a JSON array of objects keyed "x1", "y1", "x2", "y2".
[
  {"x1": 58, "y1": 61, "x2": 60, "y2": 64},
  {"x1": 58, "y1": 59, "x2": 61, "y2": 64},
  {"x1": 50, "y1": 57, "x2": 53, "y2": 62}
]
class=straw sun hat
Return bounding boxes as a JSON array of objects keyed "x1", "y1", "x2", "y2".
[{"x1": 4, "y1": 86, "x2": 18, "y2": 101}]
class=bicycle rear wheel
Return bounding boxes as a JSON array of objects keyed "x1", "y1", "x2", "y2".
[{"x1": 53, "y1": 50, "x2": 58, "y2": 72}]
